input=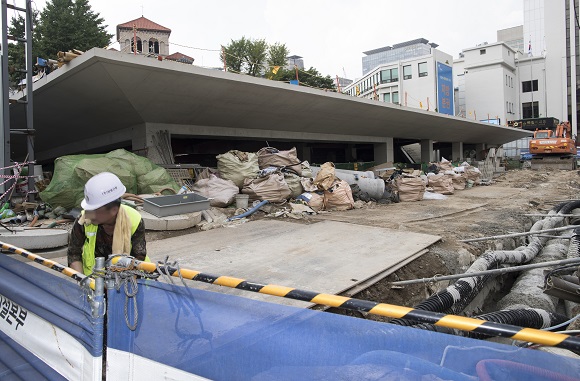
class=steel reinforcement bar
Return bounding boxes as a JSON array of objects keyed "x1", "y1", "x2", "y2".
[
  {"x1": 111, "y1": 256, "x2": 580, "y2": 352},
  {"x1": 0, "y1": 241, "x2": 94, "y2": 289}
]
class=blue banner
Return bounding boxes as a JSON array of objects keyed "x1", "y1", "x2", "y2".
[
  {"x1": 437, "y1": 62, "x2": 454, "y2": 115},
  {"x1": 0, "y1": 254, "x2": 103, "y2": 380},
  {"x1": 106, "y1": 279, "x2": 580, "y2": 380}
]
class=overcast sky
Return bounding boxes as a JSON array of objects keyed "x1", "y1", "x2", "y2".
[{"x1": 30, "y1": 0, "x2": 524, "y2": 80}]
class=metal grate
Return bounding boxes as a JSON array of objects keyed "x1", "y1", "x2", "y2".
[{"x1": 165, "y1": 168, "x2": 194, "y2": 187}]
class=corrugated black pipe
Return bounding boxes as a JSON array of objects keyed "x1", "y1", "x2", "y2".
[
  {"x1": 390, "y1": 200, "x2": 580, "y2": 327},
  {"x1": 407, "y1": 308, "x2": 568, "y2": 339}
]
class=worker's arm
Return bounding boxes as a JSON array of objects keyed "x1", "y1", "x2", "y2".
[
  {"x1": 67, "y1": 218, "x2": 85, "y2": 273},
  {"x1": 130, "y1": 220, "x2": 147, "y2": 261}
]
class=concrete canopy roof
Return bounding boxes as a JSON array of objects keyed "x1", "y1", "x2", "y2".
[{"x1": 10, "y1": 48, "x2": 530, "y2": 161}]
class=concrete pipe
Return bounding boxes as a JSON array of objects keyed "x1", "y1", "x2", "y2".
[{"x1": 310, "y1": 167, "x2": 385, "y2": 200}]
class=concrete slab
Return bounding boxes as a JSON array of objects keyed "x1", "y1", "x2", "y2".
[
  {"x1": 139, "y1": 210, "x2": 202, "y2": 231},
  {"x1": 0, "y1": 228, "x2": 69, "y2": 249},
  {"x1": 147, "y1": 220, "x2": 440, "y2": 307}
]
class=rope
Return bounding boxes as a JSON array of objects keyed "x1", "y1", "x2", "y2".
[{"x1": 91, "y1": 255, "x2": 159, "y2": 330}]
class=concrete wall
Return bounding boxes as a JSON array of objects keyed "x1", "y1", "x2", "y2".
[
  {"x1": 524, "y1": 0, "x2": 546, "y2": 57},
  {"x1": 516, "y1": 57, "x2": 548, "y2": 118},
  {"x1": 453, "y1": 58, "x2": 466, "y2": 117},
  {"x1": 463, "y1": 43, "x2": 517, "y2": 124},
  {"x1": 544, "y1": 0, "x2": 568, "y2": 121}
]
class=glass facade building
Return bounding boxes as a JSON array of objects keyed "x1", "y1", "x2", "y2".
[{"x1": 362, "y1": 38, "x2": 437, "y2": 75}]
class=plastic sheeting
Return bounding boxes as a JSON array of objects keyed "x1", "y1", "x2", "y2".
[
  {"x1": 0, "y1": 255, "x2": 103, "y2": 380},
  {"x1": 107, "y1": 280, "x2": 580, "y2": 381},
  {"x1": 40, "y1": 149, "x2": 180, "y2": 209}
]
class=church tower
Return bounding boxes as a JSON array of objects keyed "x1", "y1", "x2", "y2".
[{"x1": 117, "y1": 17, "x2": 171, "y2": 56}]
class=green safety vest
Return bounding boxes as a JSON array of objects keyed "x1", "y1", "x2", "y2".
[{"x1": 81, "y1": 204, "x2": 150, "y2": 276}]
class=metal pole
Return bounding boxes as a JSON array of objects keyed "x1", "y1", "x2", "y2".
[
  {"x1": 24, "y1": 0, "x2": 34, "y2": 201},
  {"x1": 1, "y1": 0, "x2": 10, "y2": 194},
  {"x1": 571, "y1": 0, "x2": 578, "y2": 138},
  {"x1": 0, "y1": 241, "x2": 94, "y2": 288},
  {"x1": 460, "y1": 225, "x2": 577, "y2": 243},
  {"x1": 390, "y1": 257, "x2": 580, "y2": 286},
  {"x1": 93, "y1": 257, "x2": 105, "y2": 318},
  {"x1": 108, "y1": 256, "x2": 580, "y2": 351}
]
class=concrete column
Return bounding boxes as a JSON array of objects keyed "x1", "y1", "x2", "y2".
[
  {"x1": 475, "y1": 143, "x2": 487, "y2": 160},
  {"x1": 373, "y1": 137, "x2": 394, "y2": 164},
  {"x1": 346, "y1": 144, "x2": 357, "y2": 162},
  {"x1": 298, "y1": 143, "x2": 311, "y2": 163},
  {"x1": 452, "y1": 142, "x2": 464, "y2": 161},
  {"x1": 133, "y1": 123, "x2": 167, "y2": 164},
  {"x1": 421, "y1": 139, "x2": 434, "y2": 163}
]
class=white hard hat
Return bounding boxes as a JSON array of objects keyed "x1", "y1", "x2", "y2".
[{"x1": 80, "y1": 172, "x2": 126, "y2": 211}]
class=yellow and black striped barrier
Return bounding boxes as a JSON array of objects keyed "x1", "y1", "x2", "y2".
[
  {"x1": 111, "y1": 256, "x2": 580, "y2": 352},
  {"x1": 0, "y1": 241, "x2": 95, "y2": 290}
]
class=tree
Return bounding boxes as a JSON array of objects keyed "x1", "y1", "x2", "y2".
[
  {"x1": 220, "y1": 37, "x2": 334, "y2": 90},
  {"x1": 221, "y1": 37, "x2": 286, "y2": 76},
  {"x1": 221, "y1": 37, "x2": 248, "y2": 73},
  {"x1": 268, "y1": 42, "x2": 289, "y2": 67},
  {"x1": 245, "y1": 39, "x2": 268, "y2": 77},
  {"x1": 34, "y1": 0, "x2": 112, "y2": 59},
  {"x1": 277, "y1": 67, "x2": 336, "y2": 90}
]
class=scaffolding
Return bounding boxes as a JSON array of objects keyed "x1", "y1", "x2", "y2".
[{"x1": 1, "y1": 0, "x2": 35, "y2": 201}]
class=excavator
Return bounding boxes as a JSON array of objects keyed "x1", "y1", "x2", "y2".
[{"x1": 529, "y1": 121, "x2": 578, "y2": 170}]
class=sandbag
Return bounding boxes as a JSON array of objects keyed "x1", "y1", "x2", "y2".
[
  {"x1": 300, "y1": 177, "x2": 318, "y2": 192},
  {"x1": 241, "y1": 173, "x2": 291, "y2": 203},
  {"x1": 257, "y1": 147, "x2": 302, "y2": 175},
  {"x1": 216, "y1": 150, "x2": 259, "y2": 188},
  {"x1": 463, "y1": 167, "x2": 481, "y2": 184},
  {"x1": 313, "y1": 162, "x2": 336, "y2": 190},
  {"x1": 297, "y1": 192, "x2": 324, "y2": 212},
  {"x1": 395, "y1": 176, "x2": 426, "y2": 202},
  {"x1": 192, "y1": 174, "x2": 239, "y2": 207},
  {"x1": 323, "y1": 180, "x2": 355, "y2": 211},
  {"x1": 439, "y1": 157, "x2": 453, "y2": 171},
  {"x1": 451, "y1": 174, "x2": 466, "y2": 190},
  {"x1": 284, "y1": 173, "x2": 304, "y2": 198},
  {"x1": 40, "y1": 149, "x2": 179, "y2": 209},
  {"x1": 427, "y1": 174, "x2": 454, "y2": 195}
]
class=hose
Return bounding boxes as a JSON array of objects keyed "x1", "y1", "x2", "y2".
[
  {"x1": 226, "y1": 200, "x2": 269, "y2": 221},
  {"x1": 391, "y1": 201, "x2": 580, "y2": 327},
  {"x1": 409, "y1": 308, "x2": 568, "y2": 338}
]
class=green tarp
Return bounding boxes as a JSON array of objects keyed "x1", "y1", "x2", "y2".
[{"x1": 40, "y1": 149, "x2": 180, "y2": 209}]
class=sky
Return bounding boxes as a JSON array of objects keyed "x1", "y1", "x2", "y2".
[{"x1": 29, "y1": 0, "x2": 524, "y2": 80}]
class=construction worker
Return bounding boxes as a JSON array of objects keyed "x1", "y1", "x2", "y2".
[{"x1": 67, "y1": 172, "x2": 148, "y2": 276}]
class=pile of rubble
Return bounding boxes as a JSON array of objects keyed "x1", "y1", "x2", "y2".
[
  {"x1": 390, "y1": 158, "x2": 483, "y2": 202},
  {"x1": 189, "y1": 149, "x2": 486, "y2": 226}
]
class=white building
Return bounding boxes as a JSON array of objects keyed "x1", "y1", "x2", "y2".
[
  {"x1": 460, "y1": 42, "x2": 518, "y2": 125},
  {"x1": 453, "y1": 0, "x2": 578, "y2": 158},
  {"x1": 345, "y1": 39, "x2": 454, "y2": 116}
]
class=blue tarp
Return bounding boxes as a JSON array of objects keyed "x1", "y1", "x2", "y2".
[{"x1": 108, "y1": 280, "x2": 580, "y2": 380}]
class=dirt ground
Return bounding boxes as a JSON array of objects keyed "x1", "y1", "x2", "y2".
[{"x1": 146, "y1": 168, "x2": 580, "y2": 319}]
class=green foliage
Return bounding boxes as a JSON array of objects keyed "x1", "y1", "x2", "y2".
[
  {"x1": 6, "y1": 0, "x2": 111, "y2": 86},
  {"x1": 245, "y1": 39, "x2": 268, "y2": 77},
  {"x1": 221, "y1": 37, "x2": 334, "y2": 89},
  {"x1": 276, "y1": 67, "x2": 336, "y2": 90},
  {"x1": 34, "y1": 0, "x2": 112, "y2": 59},
  {"x1": 268, "y1": 42, "x2": 289, "y2": 67},
  {"x1": 221, "y1": 36, "x2": 248, "y2": 73}
]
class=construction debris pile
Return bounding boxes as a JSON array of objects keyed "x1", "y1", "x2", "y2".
[
  {"x1": 392, "y1": 158, "x2": 483, "y2": 202},
  {"x1": 184, "y1": 149, "x2": 487, "y2": 226}
]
